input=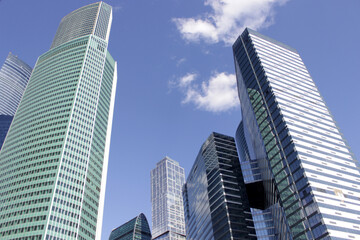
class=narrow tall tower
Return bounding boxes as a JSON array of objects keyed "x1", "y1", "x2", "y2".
[
  {"x1": 0, "y1": 2, "x2": 117, "y2": 240},
  {"x1": 0, "y1": 52, "x2": 32, "y2": 149},
  {"x1": 151, "y1": 157, "x2": 186, "y2": 240},
  {"x1": 233, "y1": 28, "x2": 360, "y2": 239}
]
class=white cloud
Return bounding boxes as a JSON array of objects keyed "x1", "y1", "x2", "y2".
[
  {"x1": 179, "y1": 73, "x2": 197, "y2": 87},
  {"x1": 176, "y1": 72, "x2": 238, "y2": 112},
  {"x1": 176, "y1": 57, "x2": 186, "y2": 66},
  {"x1": 173, "y1": 0, "x2": 287, "y2": 45}
]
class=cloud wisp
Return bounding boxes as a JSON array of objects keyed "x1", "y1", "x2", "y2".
[
  {"x1": 179, "y1": 73, "x2": 197, "y2": 87},
  {"x1": 174, "y1": 72, "x2": 239, "y2": 113},
  {"x1": 176, "y1": 57, "x2": 186, "y2": 67},
  {"x1": 173, "y1": 0, "x2": 287, "y2": 45}
]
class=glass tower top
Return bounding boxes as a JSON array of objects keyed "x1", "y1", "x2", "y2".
[
  {"x1": 183, "y1": 132, "x2": 255, "y2": 239},
  {"x1": 0, "y1": 53, "x2": 32, "y2": 150},
  {"x1": 51, "y1": 2, "x2": 112, "y2": 49},
  {"x1": 0, "y1": 52, "x2": 32, "y2": 116},
  {"x1": 109, "y1": 213, "x2": 152, "y2": 240}
]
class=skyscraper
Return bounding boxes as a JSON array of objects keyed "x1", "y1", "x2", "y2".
[
  {"x1": 109, "y1": 213, "x2": 152, "y2": 240},
  {"x1": 0, "y1": 2, "x2": 117, "y2": 240},
  {"x1": 151, "y1": 157, "x2": 186, "y2": 240},
  {"x1": 0, "y1": 52, "x2": 32, "y2": 149},
  {"x1": 233, "y1": 28, "x2": 360, "y2": 239},
  {"x1": 183, "y1": 132, "x2": 256, "y2": 240}
]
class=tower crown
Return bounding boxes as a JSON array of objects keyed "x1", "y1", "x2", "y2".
[{"x1": 51, "y1": 2, "x2": 112, "y2": 49}]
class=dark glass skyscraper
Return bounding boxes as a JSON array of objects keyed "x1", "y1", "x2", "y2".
[
  {"x1": 0, "y1": 52, "x2": 32, "y2": 149},
  {"x1": 109, "y1": 213, "x2": 152, "y2": 240},
  {"x1": 233, "y1": 28, "x2": 360, "y2": 239},
  {"x1": 236, "y1": 121, "x2": 283, "y2": 240},
  {"x1": 183, "y1": 132, "x2": 255, "y2": 240},
  {"x1": 0, "y1": 115, "x2": 14, "y2": 150}
]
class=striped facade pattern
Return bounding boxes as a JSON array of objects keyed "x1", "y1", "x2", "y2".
[
  {"x1": 0, "y1": 52, "x2": 31, "y2": 116},
  {"x1": 183, "y1": 132, "x2": 256, "y2": 240},
  {"x1": 233, "y1": 28, "x2": 360, "y2": 240},
  {"x1": 151, "y1": 157, "x2": 186, "y2": 240},
  {"x1": 0, "y1": 53, "x2": 32, "y2": 149}
]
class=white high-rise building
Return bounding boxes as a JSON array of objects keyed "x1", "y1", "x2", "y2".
[
  {"x1": 0, "y1": 53, "x2": 32, "y2": 149},
  {"x1": 151, "y1": 157, "x2": 186, "y2": 240},
  {"x1": 0, "y1": 52, "x2": 32, "y2": 116},
  {"x1": 233, "y1": 28, "x2": 360, "y2": 239}
]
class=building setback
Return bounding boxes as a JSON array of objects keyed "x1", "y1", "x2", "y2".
[
  {"x1": 0, "y1": 52, "x2": 32, "y2": 149},
  {"x1": 109, "y1": 213, "x2": 152, "y2": 240},
  {"x1": 151, "y1": 157, "x2": 186, "y2": 240},
  {"x1": 0, "y1": 2, "x2": 117, "y2": 240},
  {"x1": 183, "y1": 132, "x2": 256, "y2": 240},
  {"x1": 233, "y1": 28, "x2": 360, "y2": 239}
]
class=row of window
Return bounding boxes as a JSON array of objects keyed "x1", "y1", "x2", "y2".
[
  {"x1": 49, "y1": 214, "x2": 78, "y2": 229},
  {"x1": 0, "y1": 205, "x2": 48, "y2": 219},
  {"x1": 0, "y1": 215, "x2": 46, "y2": 229},
  {"x1": 0, "y1": 180, "x2": 54, "y2": 197}
]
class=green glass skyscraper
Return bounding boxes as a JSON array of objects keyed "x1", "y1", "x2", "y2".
[
  {"x1": 109, "y1": 213, "x2": 152, "y2": 240},
  {"x1": 0, "y1": 2, "x2": 117, "y2": 240}
]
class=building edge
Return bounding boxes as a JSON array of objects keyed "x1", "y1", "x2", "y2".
[{"x1": 96, "y1": 60, "x2": 117, "y2": 240}]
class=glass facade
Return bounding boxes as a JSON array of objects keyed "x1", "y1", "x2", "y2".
[
  {"x1": 151, "y1": 157, "x2": 186, "y2": 240},
  {"x1": 51, "y1": 2, "x2": 112, "y2": 49},
  {"x1": 233, "y1": 28, "x2": 360, "y2": 240},
  {"x1": 183, "y1": 132, "x2": 256, "y2": 240},
  {"x1": 0, "y1": 2, "x2": 117, "y2": 240},
  {"x1": 236, "y1": 121, "x2": 283, "y2": 240},
  {"x1": 0, "y1": 53, "x2": 32, "y2": 149},
  {"x1": 109, "y1": 213, "x2": 152, "y2": 240},
  {"x1": 0, "y1": 115, "x2": 13, "y2": 149}
]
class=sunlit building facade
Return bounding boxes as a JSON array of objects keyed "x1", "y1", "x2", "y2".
[
  {"x1": 151, "y1": 157, "x2": 186, "y2": 240},
  {"x1": 0, "y1": 2, "x2": 117, "y2": 240},
  {"x1": 109, "y1": 213, "x2": 152, "y2": 240},
  {"x1": 233, "y1": 28, "x2": 360, "y2": 239},
  {"x1": 183, "y1": 132, "x2": 256, "y2": 239},
  {"x1": 0, "y1": 52, "x2": 32, "y2": 149}
]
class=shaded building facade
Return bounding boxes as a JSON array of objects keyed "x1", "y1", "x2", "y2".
[
  {"x1": 151, "y1": 157, "x2": 186, "y2": 240},
  {"x1": 183, "y1": 132, "x2": 256, "y2": 239},
  {"x1": 233, "y1": 28, "x2": 360, "y2": 239},
  {"x1": 0, "y1": 53, "x2": 32, "y2": 149},
  {"x1": 236, "y1": 121, "x2": 281, "y2": 240},
  {"x1": 0, "y1": 2, "x2": 117, "y2": 240},
  {"x1": 109, "y1": 213, "x2": 151, "y2": 240}
]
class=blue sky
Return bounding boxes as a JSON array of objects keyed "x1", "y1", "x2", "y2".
[{"x1": 0, "y1": 0, "x2": 359, "y2": 239}]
